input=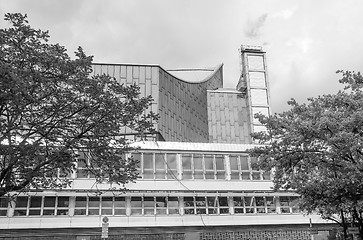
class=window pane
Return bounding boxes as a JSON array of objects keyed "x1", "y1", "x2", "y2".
[
  {"x1": 215, "y1": 155, "x2": 224, "y2": 170},
  {"x1": 102, "y1": 197, "x2": 113, "y2": 208},
  {"x1": 58, "y1": 197, "x2": 69, "y2": 208},
  {"x1": 131, "y1": 197, "x2": 142, "y2": 215},
  {"x1": 168, "y1": 197, "x2": 179, "y2": 215},
  {"x1": 193, "y1": 154, "x2": 203, "y2": 179},
  {"x1": 88, "y1": 197, "x2": 100, "y2": 208},
  {"x1": 156, "y1": 197, "x2": 166, "y2": 208},
  {"x1": 240, "y1": 156, "x2": 249, "y2": 170},
  {"x1": 229, "y1": 156, "x2": 239, "y2": 170},
  {"x1": 16, "y1": 197, "x2": 28, "y2": 208},
  {"x1": 166, "y1": 154, "x2": 177, "y2": 169},
  {"x1": 155, "y1": 154, "x2": 165, "y2": 169},
  {"x1": 218, "y1": 197, "x2": 228, "y2": 207},
  {"x1": 255, "y1": 197, "x2": 265, "y2": 206},
  {"x1": 30, "y1": 196, "x2": 42, "y2": 208},
  {"x1": 204, "y1": 155, "x2": 214, "y2": 170},
  {"x1": 75, "y1": 197, "x2": 87, "y2": 208},
  {"x1": 144, "y1": 197, "x2": 154, "y2": 208},
  {"x1": 114, "y1": 197, "x2": 126, "y2": 208},
  {"x1": 44, "y1": 197, "x2": 56, "y2": 207},
  {"x1": 28, "y1": 210, "x2": 41, "y2": 215},
  {"x1": 0, "y1": 198, "x2": 8, "y2": 208},
  {"x1": 182, "y1": 154, "x2": 192, "y2": 169},
  {"x1": 143, "y1": 153, "x2": 153, "y2": 169},
  {"x1": 193, "y1": 155, "x2": 203, "y2": 170},
  {"x1": 43, "y1": 209, "x2": 55, "y2": 215}
]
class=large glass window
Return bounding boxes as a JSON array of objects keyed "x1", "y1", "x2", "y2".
[
  {"x1": 13, "y1": 196, "x2": 70, "y2": 216},
  {"x1": 0, "y1": 197, "x2": 8, "y2": 216},
  {"x1": 279, "y1": 196, "x2": 299, "y2": 214},
  {"x1": 166, "y1": 154, "x2": 177, "y2": 180}
]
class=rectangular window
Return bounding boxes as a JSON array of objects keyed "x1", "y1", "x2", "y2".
[
  {"x1": 142, "y1": 153, "x2": 153, "y2": 180},
  {"x1": 218, "y1": 196, "x2": 229, "y2": 214},
  {"x1": 28, "y1": 196, "x2": 42, "y2": 215},
  {"x1": 280, "y1": 196, "x2": 299, "y2": 213},
  {"x1": 0, "y1": 197, "x2": 8, "y2": 216},
  {"x1": 204, "y1": 155, "x2": 214, "y2": 180},
  {"x1": 229, "y1": 155, "x2": 240, "y2": 180},
  {"x1": 42, "y1": 196, "x2": 56, "y2": 215},
  {"x1": 155, "y1": 154, "x2": 166, "y2": 179},
  {"x1": 182, "y1": 154, "x2": 193, "y2": 180},
  {"x1": 166, "y1": 154, "x2": 178, "y2": 180},
  {"x1": 250, "y1": 157, "x2": 261, "y2": 180},
  {"x1": 167, "y1": 197, "x2": 179, "y2": 215},
  {"x1": 131, "y1": 197, "x2": 142, "y2": 215},
  {"x1": 155, "y1": 197, "x2": 167, "y2": 215},
  {"x1": 193, "y1": 154, "x2": 203, "y2": 179},
  {"x1": 183, "y1": 197, "x2": 195, "y2": 214},
  {"x1": 143, "y1": 196, "x2": 155, "y2": 215},
  {"x1": 233, "y1": 197, "x2": 244, "y2": 214},
  {"x1": 265, "y1": 196, "x2": 276, "y2": 213},
  {"x1": 244, "y1": 196, "x2": 255, "y2": 213},
  {"x1": 74, "y1": 197, "x2": 87, "y2": 215},
  {"x1": 57, "y1": 197, "x2": 70, "y2": 215},
  {"x1": 255, "y1": 196, "x2": 266, "y2": 214},
  {"x1": 240, "y1": 156, "x2": 251, "y2": 180},
  {"x1": 101, "y1": 197, "x2": 113, "y2": 215},
  {"x1": 14, "y1": 196, "x2": 70, "y2": 216},
  {"x1": 207, "y1": 196, "x2": 218, "y2": 214},
  {"x1": 215, "y1": 155, "x2": 225, "y2": 180},
  {"x1": 114, "y1": 197, "x2": 126, "y2": 215},
  {"x1": 195, "y1": 196, "x2": 207, "y2": 214}
]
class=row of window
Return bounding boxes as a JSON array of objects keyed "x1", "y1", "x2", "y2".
[
  {"x1": 132, "y1": 153, "x2": 270, "y2": 181},
  {"x1": 0, "y1": 195, "x2": 299, "y2": 217},
  {"x1": 53, "y1": 152, "x2": 269, "y2": 181}
]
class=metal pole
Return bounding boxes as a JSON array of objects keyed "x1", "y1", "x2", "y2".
[{"x1": 310, "y1": 217, "x2": 314, "y2": 240}]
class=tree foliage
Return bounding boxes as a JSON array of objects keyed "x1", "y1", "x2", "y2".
[
  {"x1": 0, "y1": 13, "x2": 158, "y2": 197},
  {"x1": 250, "y1": 70, "x2": 363, "y2": 238}
]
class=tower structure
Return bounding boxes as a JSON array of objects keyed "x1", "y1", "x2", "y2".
[{"x1": 237, "y1": 45, "x2": 271, "y2": 134}]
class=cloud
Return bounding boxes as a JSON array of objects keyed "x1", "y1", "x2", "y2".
[
  {"x1": 270, "y1": 7, "x2": 296, "y2": 19},
  {"x1": 244, "y1": 13, "x2": 268, "y2": 39}
]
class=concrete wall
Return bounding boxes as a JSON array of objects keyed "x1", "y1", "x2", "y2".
[
  {"x1": 158, "y1": 65, "x2": 223, "y2": 142},
  {"x1": 207, "y1": 89, "x2": 251, "y2": 144}
]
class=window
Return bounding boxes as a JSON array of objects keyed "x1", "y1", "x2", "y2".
[
  {"x1": 233, "y1": 197, "x2": 244, "y2": 214},
  {"x1": 244, "y1": 196, "x2": 255, "y2": 213},
  {"x1": 183, "y1": 196, "x2": 230, "y2": 215},
  {"x1": 230, "y1": 155, "x2": 250, "y2": 180},
  {"x1": 0, "y1": 197, "x2": 8, "y2": 216},
  {"x1": 215, "y1": 155, "x2": 225, "y2": 180},
  {"x1": 138, "y1": 153, "x2": 174, "y2": 180},
  {"x1": 182, "y1": 154, "x2": 192, "y2": 179},
  {"x1": 130, "y1": 197, "x2": 142, "y2": 215},
  {"x1": 114, "y1": 197, "x2": 126, "y2": 215},
  {"x1": 75, "y1": 196, "x2": 125, "y2": 216},
  {"x1": 13, "y1": 196, "x2": 69, "y2": 216},
  {"x1": 250, "y1": 157, "x2": 262, "y2": 180},
  {"x1": 279, "y1": 196, "x2": 299, "y2": 213},
  {"x1": 193, "y1": 154, "x2": 203, "y2": 179},
  {"x1": 130, "y1": 196, "x2": 179, "y2": 216},
  {"x1": 166, "y1": 154, "x2": 178, "y2": 180}
]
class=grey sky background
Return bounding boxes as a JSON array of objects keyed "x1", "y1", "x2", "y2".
[{"x1": 1, "y1": 0, "x2": 362, "y2": 113}]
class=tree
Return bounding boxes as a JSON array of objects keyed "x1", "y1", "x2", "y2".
[
  {"x1": 250, "y1": 71, "x2": 363, "y2": 239},
  {"x1": 0, "y1": 13, "x2": 158, "y2": 197}
]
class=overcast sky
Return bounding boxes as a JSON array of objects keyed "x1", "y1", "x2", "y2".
[{"x1": 1, "y1": 0, "x2": 362, "y2": 113}]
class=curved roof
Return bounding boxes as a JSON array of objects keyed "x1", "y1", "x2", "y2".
[{"x1": 165, "y1": 63, "x2": 223, "y2": 84}]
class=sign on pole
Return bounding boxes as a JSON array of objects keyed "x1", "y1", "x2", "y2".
[{"x1": 101, "y1": 216, "x2": 109, "y2": 239}]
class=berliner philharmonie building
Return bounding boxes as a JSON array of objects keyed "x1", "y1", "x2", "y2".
[{"x1": 0, "y1": 46, "x2": 334, "y2": 240}]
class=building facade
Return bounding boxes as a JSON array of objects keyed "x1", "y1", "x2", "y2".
[{"x1": 0, "y1": 46, "x2": 335, "y2": 240}]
